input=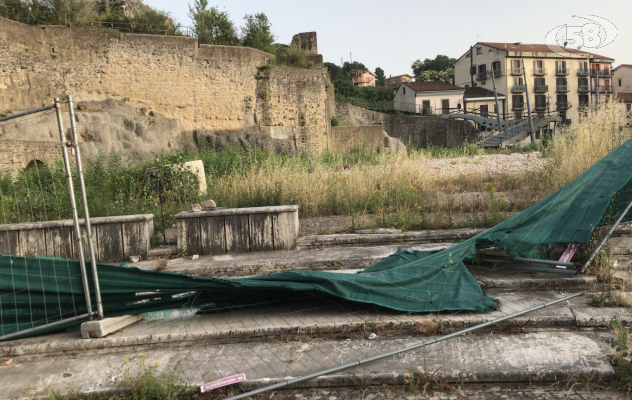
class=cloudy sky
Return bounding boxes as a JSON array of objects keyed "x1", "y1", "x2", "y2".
[{"x1": 144, "y1": 0, "x2": 631, "y2": 76}]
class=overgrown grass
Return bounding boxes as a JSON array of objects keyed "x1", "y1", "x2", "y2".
[{"x1": 0, "y1": 103, "x2": 629, "y2": 237}]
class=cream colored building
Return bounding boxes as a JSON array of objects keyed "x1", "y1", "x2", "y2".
[
  {"x1": 614, "y1": 65, "x2": 632, "y2": 113},
  {"x1": 393, "y1": 81, "x2": 464, "y2": 114},
  {"x1": 454, "y1": 42, "x2": 615, "y2": 125}
]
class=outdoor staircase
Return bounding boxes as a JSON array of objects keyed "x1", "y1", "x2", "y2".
[
  {"x1": 440, "y1": 112, "x2": 559, "y2": 148},
  {"x1": 480, "y1": 116, "x2": 558, "y2": 148}
]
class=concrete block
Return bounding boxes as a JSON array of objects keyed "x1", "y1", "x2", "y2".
[{"x1": 81, "y1": 314, "x2": 144, "y2": 339}]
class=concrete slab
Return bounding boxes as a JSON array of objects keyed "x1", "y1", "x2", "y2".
[
  {"x1": 80, "y1": 315, "x2": 144, "y2": 339},
  {"x1": 297, "y1": 228, "x2": 480, "y2": 249},
  {"x1": 0, "y1": 331, "x2": 613, "y2": 399},
  {"x1": 0, "y1": 291, "x2": 579, "y2": 358},
  {"x1": 134, "y1": 243, "x2": 455, "y2": 277}
]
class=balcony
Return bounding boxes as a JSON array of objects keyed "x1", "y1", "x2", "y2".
[
  {"x1": 533, "y1": 67, "x2": 547, "y2": 76},
  {"x1": 578, "y1": 85, "x2": 590, "y2": 92},
  {"x1": 512, "y1": 103, "x2": 525, "y2": 111},
  {"x1": 512, "y1": 85, "x2": 525, "y2": 93},
  {"x1": 556, "y1": 68, "x2": 569, "y2": 76},
  {"x1": 476, "y1": 72, "x2": 487, "y2": 80},
  {"x1": 490, "y1": 69, "x2": 502, "y2": 77},
  {"x1": 556, "y1": 85, "x2": 570, "y2": 92},
  {"x1": 510, "y1": 68, "x2": 523, "y2": 75},
  {"x1": 535, "y1": 102, "x2": 547, "y2": 110},
  {"x1": 593, "y1": 86, "x2": 613, "y2": 93},
  {"x1": 577, "y1": 69, "x2": 590, "y2": 76},
  {"x1": 592, "y1": 69, "x2": 613, "y2": 77},
  {"x1": 534, "y1": 85, "x2": 548, "y2": 93},
  {"x1": 557, "y1": 102, "x2": 571, "y2": 110}
]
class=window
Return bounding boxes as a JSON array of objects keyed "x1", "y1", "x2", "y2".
[
  {"x1": 557, "y1": 94, "x2": 568, "y2": 109},
  {"x1": 512, "y1": 94, "x2": 524, "y2": 109},
  {"x1": 534, "y1": 77, "x2": 545, "y2": 86},
  {"x1": 470, "y1": 66, "x2": 476, "y2": 76},
  {"x1": 620, "y1": 79, "x2": 623, "y2": 87},
  {"x1": 465, "y1": 84, "x2": 470, "y2": 88},
  {"x1": 403, "y1": 87, "x2": 406, "y2": 95},
  {"x1": 423, "y1": 100, "x2": 431, "y2": 111},
  {"x1": 535, "y1": 95, "x2": 546, "y2": 109},
  {"x1": 556, "y1": 61, "x2": 567, "y2": 72},
  {"x1": 473, "y1": 83, "x2": 478, "y2": 87},
  {"x1": 476, "y1": 47, "x2": 482, "y2": 55},
  {"x1": 579, "y1": 94, "x2": 589, "y2": 107},
  {"x1": 480, "y1": 105, "x2": 489, "y2": 117},
  {"x1": 442, "y1": 99, "x2": 450, "y2": 114},
  {"x1": 514, "y1": 77, "x2": 524, "y2": 85},
  {"x1": 491, "y1": 60, "x2": 501, "y2": 75}
]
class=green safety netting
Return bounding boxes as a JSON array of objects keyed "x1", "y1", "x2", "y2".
[{"x1": 3, "y1": 137, "x2": 632, "y2": 339}]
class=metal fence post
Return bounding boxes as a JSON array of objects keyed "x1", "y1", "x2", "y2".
[
  {"x1": 66, "y1": 95, "x2": 104, "y2": 320},
  {"x1": 54, "y1": 98, "x2": 94, "y2": 320}
]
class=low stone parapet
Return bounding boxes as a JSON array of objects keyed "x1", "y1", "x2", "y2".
[
  {"x1": 175, "y1": 206, "x2": 299, "y2": 255},
  {"x1": 0, "y1": 214, "x2": 154, "y2": 263}
]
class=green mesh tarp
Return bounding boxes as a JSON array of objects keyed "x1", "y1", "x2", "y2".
[{"x1": 3, "y1": 137, "x2": 632, "y2": 339}]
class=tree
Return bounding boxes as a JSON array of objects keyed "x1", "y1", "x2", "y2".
[
  {"x1": 415, "y1": 68, "x2": 454, "y2": 83},
  {"x1": 375, "y1": 67, "x2": 385, "y2": 86},
  {"x1": 342, "y1": 61, "x2": 367, "y2": 76},
  {"x1": 129, "y1": 7, "x2": 176, "y2": 35},
  {"x1": 411, "y1": 54, "x2": 456, "y2": 77},
  {"x1": 324, "y1": 62, "x2": 343, "y2": 82},
  {"x1": 40, "y1": 0, "x2": 97, "y2": 27},
  {"x1": 241, "y1": 12, "x2": 274, "y2": 53},
  {"x1": 188, "y1": 0, "x2": 239, "y2": 45}
]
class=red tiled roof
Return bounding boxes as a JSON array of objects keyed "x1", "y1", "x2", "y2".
[
  {"x1": 403, "y1": 81, "x2": 464, "y2": 92},
  {"x1": 479, "y1": 42, "x2": 614, "y2": 60},
  {"x1": 387, "y1": 74, "x2": 413, "y2": 80},
  {"x1": 464, "y1": 87, "x2": 506, "y2": 99}
]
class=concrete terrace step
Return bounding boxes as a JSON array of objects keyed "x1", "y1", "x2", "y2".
[
  {"x1": 134, "y1": 243, "x2": 456, "y2": 277},
  {"x1": 297, "y1": 228, "x2": 480, "y2": 249},
  {"x1": 0, "y1": 291, "x2": 619, "y2": 359},
  {"x1": 133, "y1": 244, "x2": 597, "y2": 293},
  {"x1": 0, "y1": 329, "x2": 615, "y2": 399}
]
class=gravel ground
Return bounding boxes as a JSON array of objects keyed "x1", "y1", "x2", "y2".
[
  {"x1": 246, "y1": 384, "x2": 629, "y2": 400},
  {"x1": 420, "y1": 152, "x2": 548, "y2": 177}
]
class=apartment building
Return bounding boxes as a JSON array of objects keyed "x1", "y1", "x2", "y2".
[
  {"x1": 384, "y1": 74, "x2": 414, "y2": 87},
  {"x1": 614, "y1": 65, "x2": 632, "y2": 112},
  {"x1": 347, "y1": 70, "x2": 376, "y2": 87},
  {"x1": 454, "y1": 42, "x2": 615, "y2": 124}
]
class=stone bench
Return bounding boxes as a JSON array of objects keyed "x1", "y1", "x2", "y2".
[
  {"x1": 0, "y1": 214, "x2": 154, "y2": 263},
  {"x1": 175, "y1": 206, "x2": 299, "y2": 255}
]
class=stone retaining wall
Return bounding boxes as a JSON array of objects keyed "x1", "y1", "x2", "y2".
[
  {"x1": 0, "y1": 214, "x2": 153, "y2": 263},
  {"x1": 175, "y1": 206, "x2": 299, "y2": 256},
  {"x1": 335, "y1": 103, "x2": 479, "y2": 148}
]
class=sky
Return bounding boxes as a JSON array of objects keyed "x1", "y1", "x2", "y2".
[{"x1": 144, "y1": 0, "x2": 632, "y2": 76}]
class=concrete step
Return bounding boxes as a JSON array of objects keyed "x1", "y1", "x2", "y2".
[
  {"x1": 0, "y1": 330, "x2": 615, "y2": 399},
  {"x1": 0, "y1": 291, "x2": 617, "y2": 359},
  {"x1": 297, "y1": 228, "x2": 479, "y2": 250}
]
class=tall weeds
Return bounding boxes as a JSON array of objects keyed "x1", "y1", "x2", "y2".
[{"x1": 0, "y1": 103, "x2": 629, "y2": 235}]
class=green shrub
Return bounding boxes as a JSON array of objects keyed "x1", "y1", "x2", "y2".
[{"x1": 331, "y1": 115, "x2": 342, "y2": 126}]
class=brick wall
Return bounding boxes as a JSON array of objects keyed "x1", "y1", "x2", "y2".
[{"x1": 0, "y1": 140, "x2": 61, "y2": 174}]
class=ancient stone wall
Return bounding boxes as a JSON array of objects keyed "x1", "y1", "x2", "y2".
[
  {"x1": 0, "y1": 17, "x2": 332, "y2": 160},
  {"x1": 0, "y1": 140, "x2": 62, "y2": 175},
  {"x1": 255, "y1": 66, "x2": 331, "y2": 153},
  {"x1": 335, "y1": 103, "x2": 480, "y2": 148}
]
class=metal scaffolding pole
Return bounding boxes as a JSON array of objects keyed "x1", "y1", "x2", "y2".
[
  {"x1": 54, "y1": 98, "x2": 94, "y2": 320},
  {"x1": 66, "y1": 95, "x2": 104, "y2": 320}
]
